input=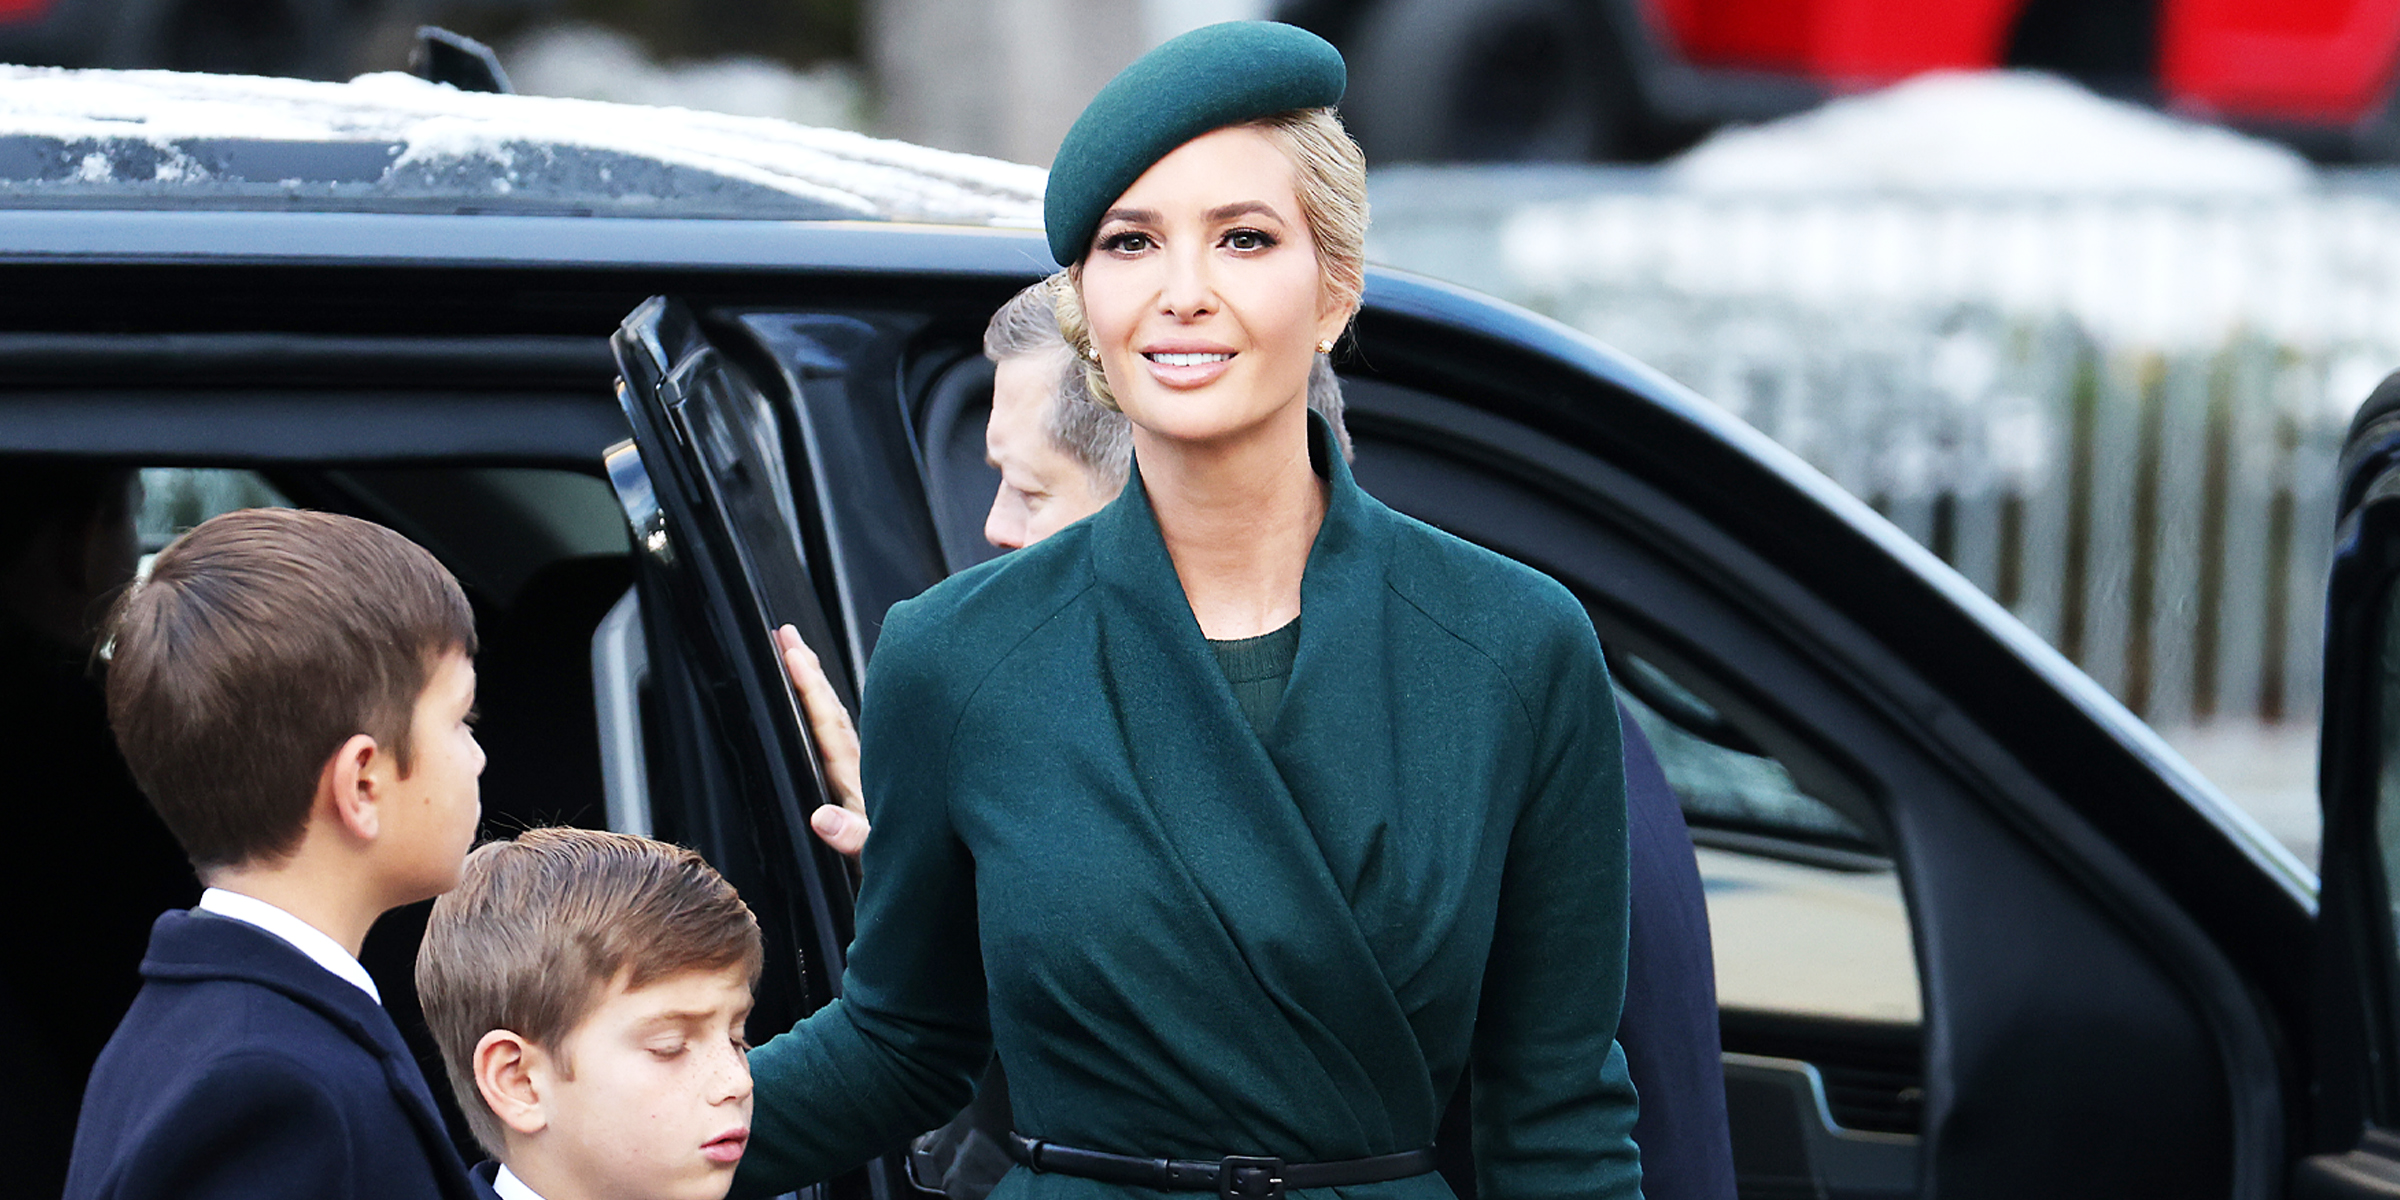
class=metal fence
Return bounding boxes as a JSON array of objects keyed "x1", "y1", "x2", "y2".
[{"x1": 1368, "y1": 167, "x2": 2400, "y2": 729}]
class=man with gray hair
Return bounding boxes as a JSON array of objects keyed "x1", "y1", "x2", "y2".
[{"x1": 979, "y1": 271, "x2": 1350, "y2": 551}]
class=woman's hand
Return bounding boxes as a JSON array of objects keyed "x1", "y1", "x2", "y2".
[{"x1": 777, "y1": 624, "x2": 871, "y2": 858}]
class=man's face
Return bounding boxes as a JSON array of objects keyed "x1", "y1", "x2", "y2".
[
  {"x1": 383, "y1": 648, "x2": 484, "y2": 904},
  {"x1": 528, "y1": 965, "x2": 756, "y2": 1200},
  {"x1": 984, "y1": 349, "x2": 1116, "y2": 550}
]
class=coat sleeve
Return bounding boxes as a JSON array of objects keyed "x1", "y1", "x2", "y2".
[
  {"x1": 1469, "y1": 615, "x2": 1645, "y2": 1200},
  {"x1": 734, "y1": 600, "x2": 993, "y2": 1197},
  {"x1": 99, "y1": 1052, "x2": 356, "y2": 1200}
]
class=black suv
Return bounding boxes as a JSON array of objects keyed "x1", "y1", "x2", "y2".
[{"x1": 4, "y1": 67, "x2": 2391, "y2": 1200}]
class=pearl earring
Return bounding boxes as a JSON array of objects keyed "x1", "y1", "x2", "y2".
[
  {"x1": 1084, "y1": 345, "x2": 1099, "y2": 362},
  {"x1": 1316, "y1": 339, "x2": 1334, "y2": 354}
]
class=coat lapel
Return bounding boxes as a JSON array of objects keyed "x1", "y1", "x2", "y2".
[{"x1": 1082, "y1": 413, "x2": 1437, "y2": 1152}]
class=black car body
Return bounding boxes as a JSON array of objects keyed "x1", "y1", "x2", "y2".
[{"x1": 3, "y1": 70, "x2": 2391, "y2": 1200}]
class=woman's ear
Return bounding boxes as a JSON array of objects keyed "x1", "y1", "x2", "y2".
[
  {"x1": 474, "y1": 1029, "x2": 551, "y2": 1136},
  {"x1": 1313, "y1": 288, "x2": 1357, "y2": 355}
]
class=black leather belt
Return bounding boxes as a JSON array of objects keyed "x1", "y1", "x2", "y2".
[{"x1": 1005, "y1": 1132, "x2": 1437, "y2": 1199}]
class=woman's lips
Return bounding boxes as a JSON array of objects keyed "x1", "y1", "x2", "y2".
[
  {"x1": 1141, "y1": 348, "x2": 1234, "y2": 388},
  {"x1": 702, "y1": 1130, "x2": 749, "y2": 1165}
]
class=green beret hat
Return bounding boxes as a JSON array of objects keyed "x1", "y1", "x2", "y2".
[{"x1": 1045, "y1": 21, "x2": 1346, "y2": 266}]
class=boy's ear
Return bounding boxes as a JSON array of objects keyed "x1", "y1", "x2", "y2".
[
  {"x1": 317, "y1": 733, "x2": 382, "y2": 842},
  {"x1": 474, "y1": 1029, "x2": 550, "y2": 1136}
]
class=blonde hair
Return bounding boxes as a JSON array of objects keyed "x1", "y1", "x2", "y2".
[
  {"x1": 1056, "y1": 106, "x2": 1368, "y2": 412},
  {"x1": 416, "y1": 828, "x2": 763, "y2": 1155}
]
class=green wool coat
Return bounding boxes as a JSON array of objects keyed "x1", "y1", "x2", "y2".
[{"x1": 736, "y1": 415, "x2": 1642, "y2": 1200}]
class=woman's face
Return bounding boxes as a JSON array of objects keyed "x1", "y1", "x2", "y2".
[{"x1": 1077, "y1": 125, "x2": 1350, "y2": 449}]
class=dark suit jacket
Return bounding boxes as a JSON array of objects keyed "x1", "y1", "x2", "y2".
[
  {"x1": 1618, "y1": 706, "x2": 1739, "y2": 1200},
  {"x1": 64, "y1": 908, "x2": 493, "y2": 1200}
]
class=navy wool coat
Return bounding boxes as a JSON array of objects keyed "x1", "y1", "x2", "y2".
[
  {"x1": 65, "y1": 909, "x2": 492, "y2": 1200},
  {"x1": 738, "y1": 414, "x2": 1643, "y2": 1200},
  {"x1": 1615, "y1": 709, "x2": 1736, "y2": 1200}
]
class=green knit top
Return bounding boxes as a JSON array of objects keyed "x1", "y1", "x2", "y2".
[{"x1": 1208, "y1": 617, "x2": 1300, "y2": 736}]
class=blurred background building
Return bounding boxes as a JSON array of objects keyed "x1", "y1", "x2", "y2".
[{"x1": 9, "y1": 0, "x2": 2399, "y2": 860}]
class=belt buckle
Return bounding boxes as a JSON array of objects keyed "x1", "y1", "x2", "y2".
[{"x1": 1218, "y1": 1155, "x2": 1285, "y2": 1200}]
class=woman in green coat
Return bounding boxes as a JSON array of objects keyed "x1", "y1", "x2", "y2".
[{"x1": 737, "y1": 20, "x2": 1642, "y2": 1200}]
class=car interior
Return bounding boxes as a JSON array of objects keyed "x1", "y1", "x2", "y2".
[
  {"x1": 0, "y1": 333, "x2": 840, "y2": 1189},
  {"x1": 2, "y1": 455, "x2": 684, "y2": 1160}
]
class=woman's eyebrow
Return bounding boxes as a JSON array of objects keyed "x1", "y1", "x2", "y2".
[
  {"x1": 1099, "y1": 202, "x2": 1285, "y2": 226},
  {"x1": 1206, "y1": 201, "x2": 1282, "y2": 223}
]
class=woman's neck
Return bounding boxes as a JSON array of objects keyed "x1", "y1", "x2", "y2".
[{"x1": 1135, "y1": 406, "x2": 1327, "y2": 640}]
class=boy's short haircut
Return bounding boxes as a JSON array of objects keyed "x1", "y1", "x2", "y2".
[
  {"x1": 417, "y1": 827, "x2": 765, "y2": 1155},
  {"x1": 104, "y1": 508, "x2": 476, "y2": 873}
]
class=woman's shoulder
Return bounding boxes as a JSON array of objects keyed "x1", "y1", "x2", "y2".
[
  {"x1": 873, "y1": 525, "x2": 1101, "y2": 703},
  {"x1": 1370, "y1": 500, "x2": 1599, "y2": 671}
]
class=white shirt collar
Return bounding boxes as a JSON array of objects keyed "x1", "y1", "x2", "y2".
[
  {"x1": 197, "y1": 887, "x2": 382, "y2": 1005},
  {"x1": 492, "y1": 1165, "x2": 547, "y2": 1200}
]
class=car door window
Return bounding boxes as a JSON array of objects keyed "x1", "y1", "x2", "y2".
[
  {"x1": 1615, "y1": 649, "x2": 1873, "y2": 847},
  {"x1": 1614, "y1": 652, "x2": 1921, "y2": 1030},
  {"x1": 135, "y1": 466, "x2": 290, "y2": 567}
]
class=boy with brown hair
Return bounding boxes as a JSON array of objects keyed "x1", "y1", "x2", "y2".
[
  {"x1": 417, "y1": 827, "x2": 762, "y2": 1200},
  {"x1": 65, "y1": 507, "x2": 491, "y2": 1200}
]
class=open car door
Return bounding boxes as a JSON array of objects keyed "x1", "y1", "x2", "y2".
[
  {"x1": 606, "y1": 293, "x2": 951, "y2": 1200},
  {"x1": 2299, "y1": 373, "x2": 2400, "y2": 1197}
]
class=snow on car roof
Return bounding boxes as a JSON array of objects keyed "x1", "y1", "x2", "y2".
[{"x1": 0, "y1": 66, "x2": 1048, "y2": 224}]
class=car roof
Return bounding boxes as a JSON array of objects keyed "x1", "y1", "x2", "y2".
[
  {"x1": 0, "y1": 207, "x2": 1065, "y2": 272},
  {"x1": 0, "y1": 66, "x2": 1047, "y2": 225}
]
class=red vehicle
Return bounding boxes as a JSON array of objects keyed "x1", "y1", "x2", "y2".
[{"x1": 1279, "y1": 0, "x2": 2400, "y2": 162}]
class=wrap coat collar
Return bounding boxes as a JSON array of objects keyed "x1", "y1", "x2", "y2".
[{"x1": 1069, "y1": 410, "x2": 1440, "y2": 1154}]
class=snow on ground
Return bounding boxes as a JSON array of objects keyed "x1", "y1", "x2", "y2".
[
  {"x1": 500, "y1": 23, "x2": 864, "y2": 132},
  {"x1": 1446, "y1": 79, "x2": 2387, "y2": 513},
  {"x1": 1668, "y1": 70, "x2": 2313, "y2": 198},
  {"x1": 1498, "y1": 178, "x2": 2393, "y2": 360},
  {"x1": 0, "y1": 64, "x2": 1044, "y2": 224},
  {"x1": 1431, "y1": 69, "x2": 2392, "y2": 501},
  {"x1": 1494, "y1": 73, "x2": 2370, "y2": 356}
]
